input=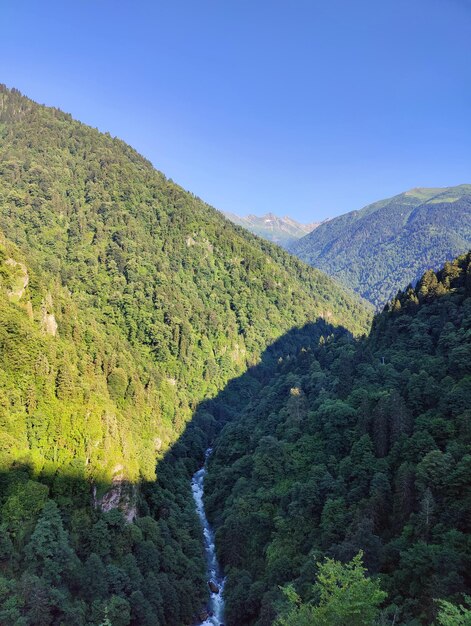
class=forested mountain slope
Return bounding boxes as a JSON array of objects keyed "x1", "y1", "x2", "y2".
[
  {"x1": 205, "y1": 253, "x2": 471, "y2": 626},
  {"x1": 0, "y1": 85, "x2": 370, "y2": 625},
  {"x1": 0, "y1": 84, "x2": 369, "y2": 483},
  {"x1": 223, "y1": 212, "x2": 320, "y2": 248},
  {"x1": 290, "y1": 186, "x2": 471, "y2": 307}
]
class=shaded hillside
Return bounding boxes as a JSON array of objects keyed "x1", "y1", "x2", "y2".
[
  {"x1": 290, "y1": 186, "x2": 471, "y2": 307},
  {"x1": 206, "y1": 253, "x2": 471, "y2": 625},
  {"x1": 224, "y1": 211, "x2": 320, "y2": 248},
  {"x1": 0, "y1": 312, "x2": 355, "y2": 626},
  {"x1": 0, "y1": 85, "x2": 371, "y2": 625}
]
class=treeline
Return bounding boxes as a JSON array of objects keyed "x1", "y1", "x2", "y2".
[{"x1": 205, "y1": 253, "x2": 471, "y2": 625}]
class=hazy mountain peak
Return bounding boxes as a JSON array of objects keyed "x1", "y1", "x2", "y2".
[{"x1": 223, "y1": 211, "x2": 323, "y2": 248}]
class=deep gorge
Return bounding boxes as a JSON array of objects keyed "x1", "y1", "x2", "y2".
[{"x1": 0, "y1": 84, "x2": 470, "y2": 626}]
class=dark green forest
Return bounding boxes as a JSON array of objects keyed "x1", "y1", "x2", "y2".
[
  {"x1": 0, "y1": 85, "x2": 369, "y2": 624},
  {"x1": 0, "y1": 84, "x2": 470, "y2": 626},
  {"x1": 204, "y1": 252, "x2": 471, "y2": 625},
  {"x1": 290, "y1": 186, "x2": 471, "y2": 308}
]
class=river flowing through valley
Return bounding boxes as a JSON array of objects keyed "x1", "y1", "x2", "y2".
[{"x1": 191, "y1": 448, "x2": 225, "y2": 626}]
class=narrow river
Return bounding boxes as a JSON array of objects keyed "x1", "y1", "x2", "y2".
[{"x1": 191, "y1": 448, "x2": 225, "y2": 626}]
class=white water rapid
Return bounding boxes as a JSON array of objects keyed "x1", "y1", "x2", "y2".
[{"x1": 191, "y1": 448, "x2": 225, "y2": 626}]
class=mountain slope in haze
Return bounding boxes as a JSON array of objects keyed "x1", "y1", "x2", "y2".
[
  {"x1": 224, "y1": 211, "x2": 321, "y2": 248},
  {"x1": 0, "y1": 85, "x2": 371, "y2": 625},
  {"x1": 290, "y1": 185, "x2": 471, "y2": 307},
  {"x1": 206, "y1": 253, "x2": 471, "y2": 626}
]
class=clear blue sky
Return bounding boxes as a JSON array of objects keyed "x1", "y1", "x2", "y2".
[{"x1": 2, "y1": 0, "x2": 471, "y2": 221}]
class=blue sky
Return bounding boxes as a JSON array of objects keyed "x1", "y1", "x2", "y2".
[{"x1": 2, "y1": 0, "x2": 471, "y2": 221}]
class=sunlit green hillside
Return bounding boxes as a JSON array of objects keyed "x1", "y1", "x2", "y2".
[{"x1": 291, "y1": 186, "x2": 471, "y2": 307}]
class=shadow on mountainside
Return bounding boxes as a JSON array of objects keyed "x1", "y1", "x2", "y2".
[
  {"x1": 139, "y1": 317, "x2": 358, "y2": 622},
  {"x1": 0, "y1": 318, "x2": 357, "y2": 626}
]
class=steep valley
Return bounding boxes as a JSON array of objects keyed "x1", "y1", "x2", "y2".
[
  {"x1": 205, "y1": 253, "x2": 471, "y2": 625},
  {"x1": 0, "y1": 85, "x2": 369, "y2": 625},
  {"x1": 0, "y1": 84, "x2": 470, "y2": 626}
]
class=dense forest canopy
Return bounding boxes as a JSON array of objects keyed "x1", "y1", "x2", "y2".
[
  {"x1": 1, "y1": 83, "x2": 470, "y2": 626},
  {"x1": 0, "y1": 85, "x2": 370, "y2": 625},
  {"x1": 205, "y1": 252, "x2": 471, "y2": 625},
  {"x1": 290, "y1": 186, "x2": 471, "y2": 308},
  {"x1": 0, "y1": 84, "x2": 369, "y2": 483}
]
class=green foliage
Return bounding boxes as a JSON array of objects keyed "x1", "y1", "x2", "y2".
[
  {"x1": 435, "y1": 597, "x2": 471, "y2": 626},
  {"x1": 2, "y1": 83, "x2": 469, "y2": 626},
  {"x1": 0, "y1": 463, "x2": 207, "y2": 625},
  {"x1": 24, "y1": 500, "x2": 76, "y2": 584},
  {"x1": 275, "y1": 552, "x2": 386, "y2": 626},
  {"x1": 0, "y1": 83, "x2": 369, "y2": 483},
  {"x1": 206, "y1": 253, "x2": 471, "y2": 625},
  {"x1": 0, "y1": 85, "x2": 369, "y2": 625},
  {"x1": 291, "y1": 186, "x2": 471, "y2": 307}
]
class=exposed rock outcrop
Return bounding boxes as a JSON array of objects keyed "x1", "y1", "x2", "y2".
[
  {"x1": 208, "y1": 580, "x2": 220, "y2": 594},
  {"x1": 94, "y1": 464, "x2": 137, "y2": 522},
  {"x1": 5, "y1": 258, "x2": 29, "y2": 300},
  {"x1": 41, "y1": 294, "x2": 58, "y2": 336}
]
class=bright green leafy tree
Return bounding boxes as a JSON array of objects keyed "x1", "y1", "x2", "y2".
[{"x1": 275, "y1": 552, "x2": 386, "y2": 626}]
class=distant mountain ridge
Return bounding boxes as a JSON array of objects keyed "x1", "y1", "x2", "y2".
[
  {"x1": 290, "y1": 185, "x2": 471, "y2": 307},
  {"x1": 224, "y1": 211, "x2": 322, "y2": 247}
]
